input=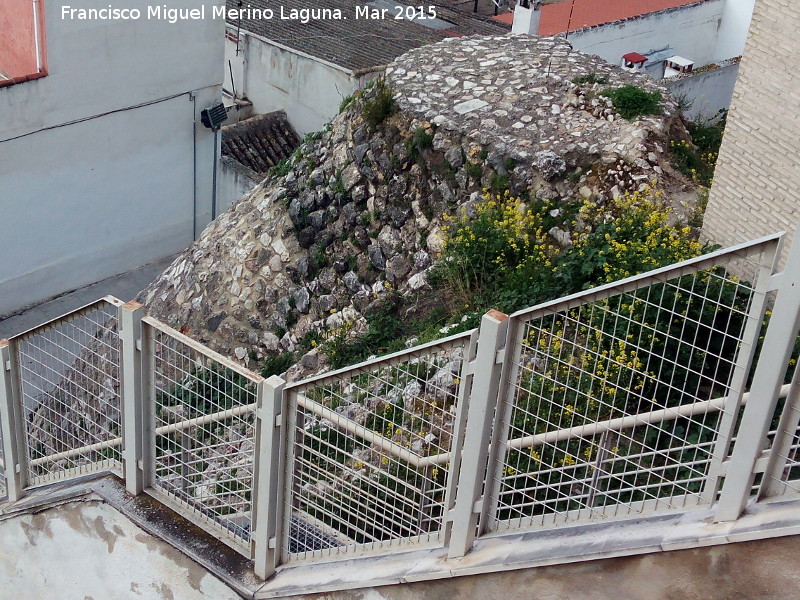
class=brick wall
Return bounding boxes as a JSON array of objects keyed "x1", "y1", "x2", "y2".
[{"x1": 701, "y1": 0, "x2": 800, "y2": 263}]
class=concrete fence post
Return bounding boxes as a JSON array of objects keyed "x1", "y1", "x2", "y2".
[
  {"x1": 447, "y1": 310, "x2": 509, "y2": 559},
  {"x1": 120, "y1": 301, "x2": 147, "y2": 495},
  {"x1": 716, "y1": 231, "x2": 800, "y2": 521},
  {"x1": 251, "y1": 375, "x2": 287, "y2": 579},
  {"x1": 0, "y1": 340, "x2": 28, "y2": 501}
]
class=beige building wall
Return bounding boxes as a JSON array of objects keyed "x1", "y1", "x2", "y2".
[{"x1": 702, "y1": 0, "x2": 800, "y2": 261}]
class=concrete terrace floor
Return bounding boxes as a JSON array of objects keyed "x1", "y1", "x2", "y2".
[
  {"x1": 1, "y1": 475, "x2": 800, "y2": 600},
  {"x1": 0, "y1": 501, "x2": 241, "y2": 600}
]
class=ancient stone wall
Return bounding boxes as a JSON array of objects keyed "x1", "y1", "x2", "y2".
[
  {"x1": 702, "y1": 0, "x2": 800, "y2": 261},
  {"x1": 140, "y1": 36, "x2": 692, "y2": 379}
]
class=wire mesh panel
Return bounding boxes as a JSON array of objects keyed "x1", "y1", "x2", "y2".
[
  {"x1": 762, "y1": 369, "x2": 800, "y2": 498},
  {"x1": 283, "y1": 331, "x2": 474, "y2": 562},
  {"x1": 146, "y1": 319, "x2": 261, "y2": 551},
  {"x1": 486, "y1": 240, "x2": 777, "y2": 531},
  {"x1": 779, "y1": 423, "x2": 800, "y2": 491},
  {"x1": 13, "y1": 299, "x2": 123, "y2": 486}
]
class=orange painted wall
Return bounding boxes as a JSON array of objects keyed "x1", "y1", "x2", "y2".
[{"x1": 0, "y1": 0, "x2": 45, "y2": 80}]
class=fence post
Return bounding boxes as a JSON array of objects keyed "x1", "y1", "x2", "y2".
[
  {"x1": 0, "y1": 340, "x2": 27, "y2": 501},
  {"x1": 716, "y1": 232, "x2": 800, "y2": 521},
  {"x1": 251, "y1": 375, "x2": 286, "y2": 579},
  {"x1": 447, "y1": 310, "x2": 509, "y2": 559},
  {"x1": 120, "y1": 301, "x2": 146, "y2": 495}
]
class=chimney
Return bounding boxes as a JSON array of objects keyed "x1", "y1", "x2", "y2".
[{"x1": 511, "y1": 0, "x2": 542, "y2": 35}]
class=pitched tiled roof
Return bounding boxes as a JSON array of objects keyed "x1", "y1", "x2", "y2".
[
  {"x1": 623, "y1": 52, "x2": 648, "y2": 63},
  {"x1": 493, "y1": 0, "x2": 711, "y2": 36},
  {"x1": 227, "y1": 0, "x2": 508, "y2": 72},
  {"x1": 221, "y1": 111, "x2": 300, "y2": 174}
]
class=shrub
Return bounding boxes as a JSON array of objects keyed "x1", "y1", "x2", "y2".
[
  {"x1": 302, "y1": 130, "x2": 324, "y2": 144},
  {"x1": 269, "y1": 157, "x2": 292, "y2": 178},
  {"x1": 571, "y1": 72, "x2": 608, "y2": 85},
  {"x1": 339, "y1": 92, "x2": 357, "y2": 113},
  {"x1": 361, "y1": 78, "x2": 398, "y2": 130},
  {"x1": 490, "y1": 172, "x2": 510, "y2": 193},
  {"x1": 431, "y1": 186, "x2": 704, "y2": 315},
  {"x1": 405, "y1": 127, "x2": 434, "y2": 163},
  {"x1": 325, "y1": 294, "x2": 406, "y2": 369},
  {"x1": 557, "y1": 186, "x2": 703, "y2": 286},
  {"x1": 261, "y1": 352, "x2": 296, "y2": 378},
  {"x1": 670, "y1": 114, "x2": 726, "y2": 187},
  {"x1": 331, "y1": 170, "x2": 350, "y2": 199},
  {"x1": 464, "y1": 162, "x2": 483, "y2": 179},
  {"x1": 603, "y1": 85, "x2": 662, "y2": 121},
  {"x1": 431, "y1": 192, "x2": 561, "y2": 312}
]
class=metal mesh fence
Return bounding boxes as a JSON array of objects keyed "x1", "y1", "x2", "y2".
[
  {"x1": 283, "y1": 332, "x2": 473, "y2": 562},
  {"x1": 764, "y1": 376, "x2": 800, "y2": 497},
  {"x1": 148, "y1": 320, "x2": 261, "y2": 550},
  {"x1": 487, "y1": 245, "x2": 774, "y2": 531},
  {"x1": 782, "y1": 422, "x2": 800, "y2": 490},
  {"x1": 14, "y1": 299, "x2": 123, "y2": 486}
]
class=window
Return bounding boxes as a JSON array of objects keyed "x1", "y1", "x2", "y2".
[{"x1": 0, "y1": 0, "x2": 47, "y2": 87}]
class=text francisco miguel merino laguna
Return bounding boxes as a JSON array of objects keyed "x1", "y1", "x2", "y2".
[{"x1": 60, "y1": 3, "x2": 434, "y2": 23}]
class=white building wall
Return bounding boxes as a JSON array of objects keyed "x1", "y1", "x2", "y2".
[
  {"x1": 229, "y1": 34, "x2": 375, "y2": 136},
  {"x1": 566, "y1": 0, "x2": 725, "y2": 68},
  {"x1": 218, "y1": 157, "x2": 261, "y2": 214},
  {"x1": 0, "y1": 0, "x2": 224, "y2": 316},
  {"x1": 714, "y1": 0, "x2": 756, "y2": 61},
  {"x1": 224, "y1": 27, "x2": 246, "y2": 98},
  {"x1": 663, "y1": 60, "x2": 740, "y2": 121}
]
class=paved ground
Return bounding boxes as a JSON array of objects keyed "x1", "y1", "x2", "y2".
[
  {"x1": 0, "y1": 500, "x2": 240, "y2": 600},
  {"x1": 0, "y1": 254, "x2": 176, "y2": 339}
]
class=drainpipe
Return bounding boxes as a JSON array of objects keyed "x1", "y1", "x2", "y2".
[
  {"x1": 32, "y1": 0, "x2": 42, "y2": 70},
  {"x1": 212, "y1": 130, "x2": 219, "y2": 221},
  {"x1": 190, "y1": 91, "x2": 198, "y2": 239}
]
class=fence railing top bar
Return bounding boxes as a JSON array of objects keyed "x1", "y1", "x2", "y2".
[
  {"x1": 285, "y1": 327, "x2": 476, "y2": 392},
  {"x1": 143, "y1": 316, "x2": 264, "y2": 383},
  {"x1": 509, "y1": 233, "x2": 782, "y2": 321},
  {"x1": 7, "y1": 295, "x2": 125, "y2": 342}
]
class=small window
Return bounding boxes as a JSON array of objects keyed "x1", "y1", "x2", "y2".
[{"x1": 1, "y1": 0, "x2": 48, "y2": 87}]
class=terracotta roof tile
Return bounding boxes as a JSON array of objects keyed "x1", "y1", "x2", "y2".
[
  {"x1": 221, "y1": 111, "x2": 300, "y2": 174},
  {"x1": 623, "y1": 52, "x2": 649, "y2": 63},
  {"x1": 493, "y1": 0, "x2": 710, "y2": 36}
]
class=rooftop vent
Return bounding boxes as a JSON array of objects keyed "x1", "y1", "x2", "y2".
[
  {"x1": 201, "y1": 102, "x2": 228, "y2": 131},
  {"x1": 512, "y1": 0, "x2": 542, "y2": 35},
  {"x1": 664, "y1": 56, "x2": 694, "y2": 77},
  {"x1": 621, "y1": 52, "x2": 648, "y2": 73}
]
